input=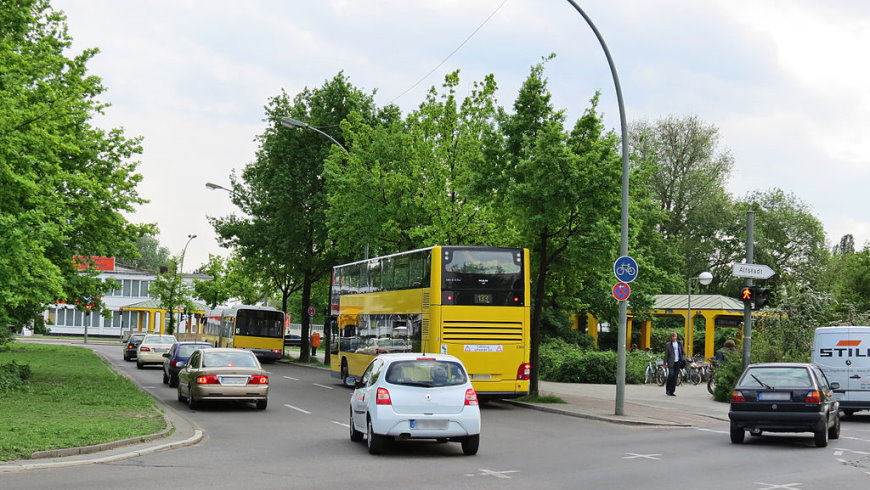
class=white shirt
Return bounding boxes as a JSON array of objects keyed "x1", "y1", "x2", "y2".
[{"x1": 671, "y1": 341, "x2": 680, "y2": 361}]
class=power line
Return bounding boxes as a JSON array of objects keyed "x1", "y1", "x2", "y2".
[{"x1": 389, "y1": 0, "x2": 508, "y2": 105}]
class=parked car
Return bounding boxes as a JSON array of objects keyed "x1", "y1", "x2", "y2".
[
  {"x1": 348, "y1": 353, "x2": 480, "y2": 455},
  {"x1": 136, "y1": 334, "x2": 177, "y2": 369},
  {"x1": 728, "y1": 362, "x2": 840, "y2": 447},
  {"x1": 284, "y1": 334, "x2": 302, "y2": 347},
  {"x1": 162, "y1": 341, "x2": 214, "y2": 387},
  {"x1": 122, "y1": 333, "x2": 147, "y2": 361},
  {"x1": 176, "y1": 348, "x2": 269, "y2": 410}
]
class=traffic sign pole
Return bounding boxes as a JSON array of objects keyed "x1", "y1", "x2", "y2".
[{"x1": 743, "y1": 211, "x2": 754, "y2": 368}]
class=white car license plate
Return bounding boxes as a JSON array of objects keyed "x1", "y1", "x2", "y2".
[
  {"x1": 220, "y1": 377, "x2": 247, "y2": 385},
  {"x1": 758, "y1": 392, "x2": 791, "y2": 401},
  {"x1": 410, "y1": 419, "x2": 448, "y2": 430}
]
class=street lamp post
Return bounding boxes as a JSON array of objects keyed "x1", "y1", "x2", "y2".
[
  {"x1": 686, "y1": 271, "x2": 713, "y2": 356},
  {"x1": 169, "y1": 234, "x2": 196, "y2": 335},
  {"x1": 280, "y1": 117, "x2": 348, "y2": 153}
]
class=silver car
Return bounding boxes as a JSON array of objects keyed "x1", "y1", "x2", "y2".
[
  {"x1": 348, "y1": 353, "x2": 481, "y2": 455},
  {"x1": 176, "y1": 348, "x2": 269, "y2": 410}
]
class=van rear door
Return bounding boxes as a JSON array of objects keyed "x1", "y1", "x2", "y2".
[{"x1": 813, "y1": 326, "x2": 870, "y2": 403}]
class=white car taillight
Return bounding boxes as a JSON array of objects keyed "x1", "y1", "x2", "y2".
[
  {"x1": 376, "y1": 387, "x2": 392, "y2": 405},
  {"x1": 465, "y1": 388, "x2": 478, "y2": 406}
]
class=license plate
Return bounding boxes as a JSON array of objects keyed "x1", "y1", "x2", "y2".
[
  {"x1": 758, "y1": 392, "x2": 791, "y2": 401},
  {"x1": 220, "y1": 377, "x2": 247, "y2": 385},
  {"x1": 410, "y1": 419, "x2": 448, "y2": 430},
  {"x1": 471, "y1": 374, "x2": 492, "y2": 380},
  {"x1": 154, "y1": 348, "x2": 168, "y2": 352}
]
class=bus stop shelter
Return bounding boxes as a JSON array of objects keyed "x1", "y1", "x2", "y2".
[{"x1": 121, "y1": 299, "x2": 208, "y2": 339}]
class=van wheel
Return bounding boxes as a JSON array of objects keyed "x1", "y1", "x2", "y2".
[{"x1": 843, "y1": 409, "x2": 856, "y2": 418}]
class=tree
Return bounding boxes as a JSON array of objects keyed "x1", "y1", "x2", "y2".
[
  {"x1": 116, "y1": 233, "x2": 171, "y2": 272},
  {"x1": 0, "y1": 0, "x2": 148, "y2": 343},
  {"x1": 477, "y1": 59, "x2": 624, "y2": 395},
  {"x1": 148, "y1": 256, "x2": 196, "y2": 335},
  {"x1": 193, "y1": 254, "x2": 232, "y2": 309},
  {"x1": 212, "y1": 72, "x2": 377, "y2": 362}
]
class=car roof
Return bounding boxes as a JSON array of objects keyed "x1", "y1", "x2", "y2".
[
  {"x1": 199, "y1": 347, "x2": 256, "y2": 355},
  {"x1": 175, "y1": 341, "x2": 213, "y2": 346},
  {"x1": 745, "y1": 362, "x2": 815, "y2": 368},
  {"x1": 375, "y1": 353, "x2": 464, "y2": 363}
]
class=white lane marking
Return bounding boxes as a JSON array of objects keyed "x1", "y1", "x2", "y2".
[
  {"x1": 754, "y1": 483, "x2": 803, "y2": 490},
  {"x1": 284, "y1": 404, "x2": 311, "y2": 414},
  {"x1": 332, "y1": 421, "x2": 349, "y2": 428},
  {"x1": 623, "y1": 453, "x2": 661, "y2": 460},
  {"x1": 464, "y1": 469, "x2": 519, "y2": 479},
  {"x1": 313, "y1": 383, "x2": 334, "y2": 390},
  {"x1": 694, "y1": 427, "x2": 728, "y2": 434},
  {"x1": 283, "y1": 376, "x2": 299, "y2": 381},
  {"x1": 834, "y1": 447, "x2": 870, "y2": 455}
]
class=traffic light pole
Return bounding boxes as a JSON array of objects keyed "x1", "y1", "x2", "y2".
[{"x1": 742, "y1": 210, "x2": 755, "y2": 368}]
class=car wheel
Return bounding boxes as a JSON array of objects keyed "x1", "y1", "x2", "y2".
[
  {"x1": 187, "y1": 388, "x2": 199, "y2": 410},
  {"x1": 730, "y1": 423, "x2": 745, "y2": 444},
  {"x1": 814, "y1": 421, "x2": 829, "y2": 447},
  {"x1": 461, "y1": 434, "x2": 480, "y2": 456},
  {"x1": 136, "y1": 360, "x2": 143, "y2": 369},
  {"x1": 162, "y1": 370, "x2": 169, "y2": 384},
  {"x1": 349, "y1": 410, "x2": 363, "y2": 442},
  {"x1": 829, "y1": 412, "x2": 841, "y2": 440},
  {"x1": 367, "y1": 417, "x2": 385, "y2": 455},
  {"x1": 843, "y1": 409, "x2": 856, "y2": 418},
  {"x1": 256, "y1": 399, "x2": 268, "y2": 410}
]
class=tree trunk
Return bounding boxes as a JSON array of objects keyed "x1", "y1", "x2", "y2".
[
  {"x1": 529, "y1": 231, "x2": 549, "y2": 396},
  {"x1": 299, "y1": 270, "x2": 312, "y2": 362}
]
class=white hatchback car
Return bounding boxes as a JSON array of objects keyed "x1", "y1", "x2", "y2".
[{"x1": 348, "y1": 353, "x2": 481, "y2": 455}]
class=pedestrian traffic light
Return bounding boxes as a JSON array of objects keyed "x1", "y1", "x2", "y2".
[
  {"x1": 740, "y1": 287, "x2": 754, "y2": 305},
  {"x1": 754, "y1": 287, "x2": 771, "y2": 310}
]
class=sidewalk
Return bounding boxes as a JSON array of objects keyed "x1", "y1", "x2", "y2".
[{"x1": 505, "y1": 380, "x2": 730, "y2": 427}]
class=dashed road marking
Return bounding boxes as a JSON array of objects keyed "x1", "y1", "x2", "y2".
[
  {"x1": 283, "y1": 376, "x2": 299, "y2": 381},
  {"x1": 624, "y1": 453, "x2": 661, "y2": 460},
  {"x1": 332, "y1": 421, "x2": 349, "y2": 428},
  {"x1": 313, "y1": 383, "x2": 334, "y2": 390},
  {"x1": 284, "y1": 404, "x2": 311, "y2": 414},
  {"x1": 754, "y1": 483, "x2": 803, "y2": 490}
]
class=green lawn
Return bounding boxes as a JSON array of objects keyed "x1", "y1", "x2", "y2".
[{"x1": 0, "y1": 342, "x2": 165, "y2": 462}]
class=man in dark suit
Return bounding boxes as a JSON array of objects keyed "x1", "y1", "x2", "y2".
[{"x1": 663, "y1": 332, "x2": 684, "y2": 396}]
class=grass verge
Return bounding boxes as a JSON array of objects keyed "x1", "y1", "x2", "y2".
[
  {"x1": 0, "y1": 342, "x2": 164, "y2": 462},
  {"x1": 515, "y1": 394, "x2": 567, "y2": 403}
]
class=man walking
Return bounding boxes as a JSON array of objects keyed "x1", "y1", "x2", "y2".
[{"x1": 664, "y1": 332, "x2": 684, "y2": 396}]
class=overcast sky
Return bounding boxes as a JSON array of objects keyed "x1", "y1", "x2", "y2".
[{"x1": 54, "y1": 0, "x2": 870, "y2": 271}]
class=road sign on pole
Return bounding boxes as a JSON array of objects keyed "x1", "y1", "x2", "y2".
[
  {"x1": 613, "y1": 256, "x2": 639, "y2": 283},
  {"x1": 612, "y1": 282, "x2": 631, "y2": 301},
  {"x1": 732, "y1": 263, "x2": 775, "y2": 280}
]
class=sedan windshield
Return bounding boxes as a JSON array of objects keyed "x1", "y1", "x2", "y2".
[
  {"x1": 385, "y1": 360, "x2": 467, "y2": 387},
  {"x1": 738, "y1": 367, "x2": 813, "y2": 389},
  {"x1": 202, "y1": 352, "x2": 258, "y2": 368}
]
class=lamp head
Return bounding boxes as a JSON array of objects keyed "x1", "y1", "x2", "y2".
[
  {"x1": 698, "y1": 271, "x2": 713, "y2": 286},
  {"x1": 281, "y1": 117, "x2": 307, "y2": 129}
]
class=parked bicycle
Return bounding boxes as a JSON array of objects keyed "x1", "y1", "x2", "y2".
[{"x1": 644, "y1": 354, "x2": 667, "y2": 386}]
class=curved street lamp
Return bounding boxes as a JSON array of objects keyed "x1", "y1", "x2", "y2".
[
  {"x1": 686, "y1": 271, "x2": 714, "y2": 356},
  {"x1": 280, "y1": 117, "x2": 348, "y2": 153}
]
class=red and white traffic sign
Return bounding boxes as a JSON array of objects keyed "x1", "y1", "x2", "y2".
[{"x1": 612, "y1": 282, "x2": 631, "y2": 301}]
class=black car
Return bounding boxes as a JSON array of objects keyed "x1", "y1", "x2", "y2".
[
  {"x1": 122, "y1": 333, "x2": 147, "y2": 361},
  {"x1": 729, "y1": 362, "x2": 840, "y2": 447},
  {"x1": 162, "y1": 342, "x2": 213, "y2": 387},
  {"x1": 284, "y1": 334, "x2": 301, "y2": 347}
]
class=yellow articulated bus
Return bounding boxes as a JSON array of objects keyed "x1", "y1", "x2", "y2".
[
  {"x1": 328, "y1": 246, "x2": 531, "y2": 399},
  {"x1": 203, "y1": 305, "x2": 285, "y2": 363}
]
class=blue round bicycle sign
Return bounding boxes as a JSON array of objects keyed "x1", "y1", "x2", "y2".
[{"x1": 613, "y1": 256, "x2": 638, "y2": 283}]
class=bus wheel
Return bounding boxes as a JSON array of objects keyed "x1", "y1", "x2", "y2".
[{"x1": 341, "y1": 359, "x2": 349, "y2": 384}]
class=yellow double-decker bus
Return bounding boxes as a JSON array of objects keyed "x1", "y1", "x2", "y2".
[
  {"x1": 328, "y1": 246, "x2": 531, "y2": 399},
  {"x1": 203, "y1": 305, "x2": 284, "y2": 363}
]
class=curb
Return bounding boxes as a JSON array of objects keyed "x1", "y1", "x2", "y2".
[{"x1": 499, "y1": 400, "x2": 691, "y2": 427}]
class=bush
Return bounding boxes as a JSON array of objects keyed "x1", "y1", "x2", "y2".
[
  {"x1": 712, "y1": 348, "x2": 743, "y2": 402},
  {"x1": 539, "y1": 338, "x2": 647, "y2": 384},
  {"x1": 0, "y1": 361, "x2": 32, "y2": 393}
]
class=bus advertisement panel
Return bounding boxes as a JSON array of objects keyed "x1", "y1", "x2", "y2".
[{"x1": 328, "y1": 246, "x2": 531, "y2": 399}]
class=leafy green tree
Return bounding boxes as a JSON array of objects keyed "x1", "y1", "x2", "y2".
[
  {"x1": 148, "y1": 256, "x2": 196, "y2": 335},
  {"x1": 1, "y1": 0, "x2": 148, "y2": 343},
  {"x1": 212, "y1": 72, "x2": 377, "y2": 361},
  {"x1": 116, "y1": 233, "x2": 171, "y2": 272},
  {"x1": 193, "y1": 254, "x2": 232, "y2": 309}
]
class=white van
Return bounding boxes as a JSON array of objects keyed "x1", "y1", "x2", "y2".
[{"x1": 812, "y1": 326, "x2": 870, "y2": 416}]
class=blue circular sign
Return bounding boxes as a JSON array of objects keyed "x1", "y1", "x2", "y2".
[{"x1": 613, "y1": 256, "x2": 638, "y2": 283}]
